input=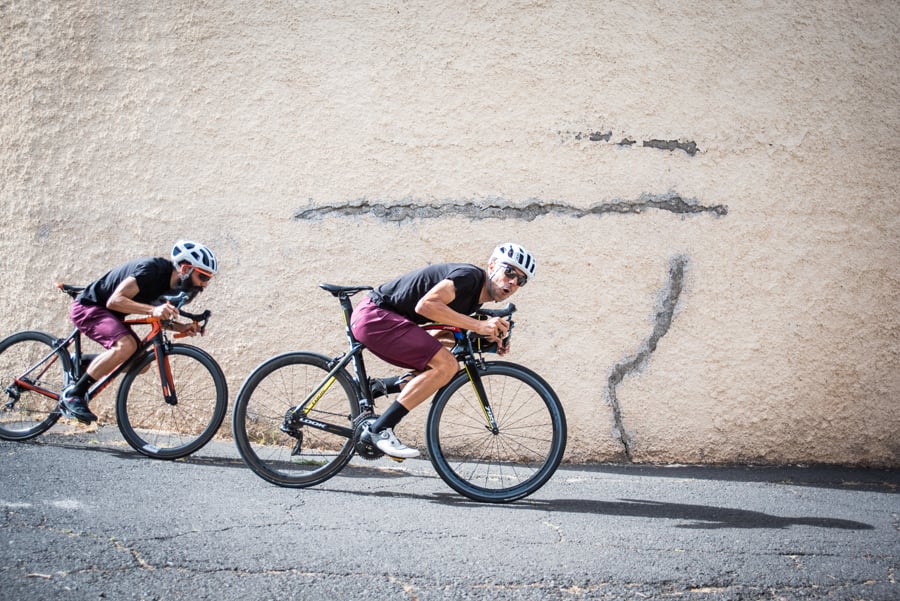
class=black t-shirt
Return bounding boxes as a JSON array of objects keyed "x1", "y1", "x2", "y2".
[
  {"x1": 369, "y1": 263, "x2": 485, "y2": 324},
  {"x1": 77, "y1": 257, "x2": 177, "y2": 318}
]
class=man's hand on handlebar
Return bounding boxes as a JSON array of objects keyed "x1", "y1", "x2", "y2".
[
  {"x1": 477, "y1": 316, "x2": 511, "y2": 355},
  {"x1": 476, "y1": 316, "x2": 507, "y2": 340},
  {"x1": 172, "y1": 321, "x2": 203, "y2": 337},
  {"x1": 151, "y1": 302, "x2": 179, "y2": 321}
]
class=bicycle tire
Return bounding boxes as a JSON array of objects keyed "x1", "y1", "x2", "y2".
[
  {"x1": 116, "y1": 344, "x2": 228, "y2": 460},
  {"x1": 232, "y1": 351, "x2": 359, "y2": 488},
  {"x1": 0, "y1": 331, "x2": 71, "y2": 441},
  {"x1": 426, "y1": 361, "x2": 566, "y2": 503}
]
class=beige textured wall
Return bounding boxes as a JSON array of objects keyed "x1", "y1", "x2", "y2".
[{"x1": 2, "y1": 1, "x2": 898, "y2": 466}]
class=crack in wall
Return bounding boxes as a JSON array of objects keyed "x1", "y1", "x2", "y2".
[
  {"x1": 561, "y1": 131, "x2": 700, "y2": 155},
  {"x1": 606, "y1": 255, "x2": 688, "y2": 461},
  {"x1": 643, "y1": 139, "x2": 699, "y2": 155},
  {"x1": 293, "y1": 192, "x2": 727, "y2": 222}
]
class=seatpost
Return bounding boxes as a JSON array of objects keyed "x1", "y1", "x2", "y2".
[
  {"x1": 338, "y1": 294, "x2": 356, "y2": 339},
  {"x1": 338, "y1": 292, "x2": 375, "y2": 407}
]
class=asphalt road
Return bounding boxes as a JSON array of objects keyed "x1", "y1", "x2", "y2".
[{"x1": 1, "y1": 425, "x2": 897, "y2": 600}]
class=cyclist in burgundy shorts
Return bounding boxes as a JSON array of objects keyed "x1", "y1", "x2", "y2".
[
  {"x1": 353, "y1": 242, "x2": 536, "y2": 459},
  {"x1": 60, "y1": 240, "x2": 218, "y2": 424}
]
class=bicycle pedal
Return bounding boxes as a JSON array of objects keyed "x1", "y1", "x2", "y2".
[{"x1": 386, "y1": 456, "x2": 405, "y2": 463}]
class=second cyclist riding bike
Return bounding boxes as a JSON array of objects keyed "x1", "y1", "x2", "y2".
[{"x1": 0, "y1": 285, "x2": 228, "y2": 459}]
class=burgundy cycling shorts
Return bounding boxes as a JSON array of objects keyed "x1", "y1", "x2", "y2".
[
  {"x1": 350, "y1": 297, "x2": 442, "y2": 372},
  {"x1": 70, "y1": 302, "x2": 138, "y2": 349}
]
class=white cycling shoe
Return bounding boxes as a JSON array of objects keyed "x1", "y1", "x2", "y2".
[{"x1": 368, "y1": 427, "x2": 420, "y2": 459}]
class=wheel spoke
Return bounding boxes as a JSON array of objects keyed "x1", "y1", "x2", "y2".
[
  {"x1": 0, "y1": 332, "x2": 69, "y2": 441},
  {"x1": 427, "y1": 362, "x2": 566, "y2": 503},
  {"x1": 116, "y1": 345, "x2": 227, "y2": 459},
  {"x1": 232, "y1": 352, "x2": 358, "y2": 488}
]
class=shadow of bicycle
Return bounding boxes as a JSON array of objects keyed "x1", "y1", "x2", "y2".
[{"x1": 320, "y1": 487, "x2": 873, "y2": 531}]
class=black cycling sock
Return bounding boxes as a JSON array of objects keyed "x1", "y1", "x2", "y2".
[
  {"x1": 71, "y1": 373, "x2": 97, "y2": 396},
  {"x1": 371, "y1": 401, "x2": 409, "y2": 432}
]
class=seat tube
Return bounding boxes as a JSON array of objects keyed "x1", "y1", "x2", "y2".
[
  {"x1": 339, "y1": 293, "x2": 375, "y2": 408},
  {"x1": 352, "y1": 349, "x2": 373, "y2": 408},
  {"x1": 69, "y1": 330, "x2": 84, "y2": 379}
]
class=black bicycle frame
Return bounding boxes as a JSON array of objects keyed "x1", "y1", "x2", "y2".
[
  {"x1": 287, "y1": 347, "x2": 360, "y2": 439},
  {"x1": 286, "y1": 290, "x2": 502, "y2": 438},
  {"x1": 286, "y1": 291, "x2": 374, "y2": 438}
]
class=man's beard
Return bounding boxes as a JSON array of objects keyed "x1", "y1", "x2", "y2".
[{"x1": 176, "y1": 275, "x2": 203, "y2": 301}]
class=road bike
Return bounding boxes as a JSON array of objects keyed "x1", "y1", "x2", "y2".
[
  {"x1": 0, "y1": 284, "x2": 228, "y2": 459},
  {"x1": 232, "y1": 283, "x2": 566, "y2": 503}
]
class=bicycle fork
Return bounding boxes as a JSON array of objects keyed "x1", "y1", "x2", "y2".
[
  {"x1": 462, "y1": 359, "x2": 499, "y2": 434},
  {"x1": 153, "y1": 342, "x2": 178, "y2": 405}
]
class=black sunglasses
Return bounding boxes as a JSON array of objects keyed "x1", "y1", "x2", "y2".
[
  {"x1": 502, "y1": 264, "x2": 528, "y2": 287},
  {"x1": 193, "y1": 267, "x2": 214, "y2": 282}
]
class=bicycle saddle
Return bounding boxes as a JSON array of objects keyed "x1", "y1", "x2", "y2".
[
  {"x1": 319, "y1": 283, "x2": 373, "y2": 297},
  {"x1": 57, "y1": 283, "x2": 85, "y2": 299}
]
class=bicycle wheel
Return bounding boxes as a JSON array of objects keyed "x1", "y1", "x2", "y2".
[
  {"x1": 0, "y1": 331, "x2": 71, "y2": 441},
  {"x1": 426, "y1": 361, "x2": 567, "y2": 503},
  {"x1": 232, "y1": 351, "x2": 359, "y2": 488},
  {"x1": 116, "y1": 344, "x2": 228, "y2": 459}
]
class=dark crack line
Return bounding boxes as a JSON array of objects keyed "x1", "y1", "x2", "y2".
[
  {"x1": 293, "y1": 192, "x2": 727, "y2": 222},
  {"x1": 643, "y1": 139, "x2": 699, "y2": 155},
  {"x1": 606, "y1": 256, "x2": 688, "y2": 461},
  {"x1": 561, "y1": 131, "x2": 700, "y2": 155}
]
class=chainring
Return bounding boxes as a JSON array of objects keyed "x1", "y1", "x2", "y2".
[{"x1": 352, "y1": 414, "x2": 384, "y2": 460}]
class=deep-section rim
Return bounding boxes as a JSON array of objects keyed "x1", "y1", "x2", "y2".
[
  {"x1": 232, "y1": 351, "x2": 360, "y2": 488},
  {"x1": 115, "y1": 343, "x2": 228, "y2": 460},
  {"x1": 426, "y1": 360, "x2": 567, "y2": 503},
  {"x1": 0, "y1": 330, "x2": 70, "y2": 441}
]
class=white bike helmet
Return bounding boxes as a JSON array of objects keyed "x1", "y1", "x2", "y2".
[
  {"x1": 171, "y1": 240, "x2": 218, "y2": 274},
  {"x1": 490, "y1": 242, "x2": 536, "y2": 281}
]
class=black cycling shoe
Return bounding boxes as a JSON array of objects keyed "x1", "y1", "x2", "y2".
[{"x1": 59, "y1": 387, "x2": 97, "y2": 424}]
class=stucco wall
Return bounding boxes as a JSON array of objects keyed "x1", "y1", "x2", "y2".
[{"x1": 2, "y1": 1, "x2": 898, "y2": 465}]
